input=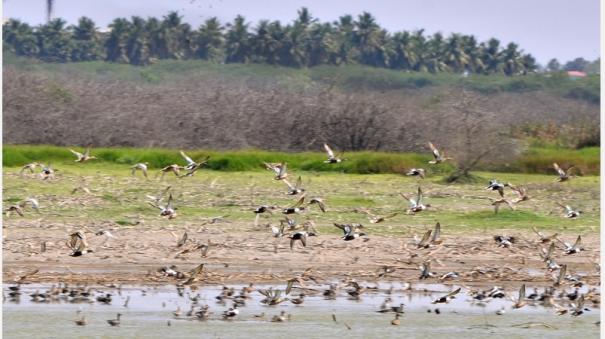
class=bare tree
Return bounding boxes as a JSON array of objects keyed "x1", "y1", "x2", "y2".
[{"x1": 438, "y1": 90, "x2": 518, "y2": 182}]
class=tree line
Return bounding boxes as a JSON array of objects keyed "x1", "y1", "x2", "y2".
[{"x1": 4, "y1": 8, "x2": 542, "y2": 75}]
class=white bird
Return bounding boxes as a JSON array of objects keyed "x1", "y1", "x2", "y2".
[
  {"x1": 70, "y1": 148, "x2": 97, "y2": 162},
  {"x1": 131, "y1": 162, "x2": 149, "y2": 178}
]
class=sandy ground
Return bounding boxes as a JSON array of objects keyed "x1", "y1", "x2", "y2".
[{"x1": 3, "y1": 219, "x2": 599, "y2": 290}]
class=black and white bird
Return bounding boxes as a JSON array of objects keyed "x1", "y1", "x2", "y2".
[
  {"x1": 406, "y1": 168, "x2": 425, "y2": 179},
  {"x1": 323, "y1": 143, "x2": 344, "y2": 163},
  {"x1": 333, "y1": 223, "x2": 366, "y2": 241}
]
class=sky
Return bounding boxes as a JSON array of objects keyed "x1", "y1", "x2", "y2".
[{"x1": 2, "y1": 0, "x2": 600, "y2": 65}]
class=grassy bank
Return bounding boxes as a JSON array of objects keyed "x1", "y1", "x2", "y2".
[
  {"x1": 3, "y1": 144, "x2": 599, "y2": 176},
  {"x1": 2, "y1": 162, "x2": 600, "y2": 234}
]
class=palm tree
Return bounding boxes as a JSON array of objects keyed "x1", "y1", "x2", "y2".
[
  {"x1": 105, "y1": 18, "x2": 130, "y2": 63},
  {"x1": 500, "y1": 42, "x2": 523, "y2": 76},
  {"x1": 145, "y1": 17, "x2": 162, "y2": 59},
  {"x1": 424, "y1": 32, "x2": 447, "y2": 73},
  {"x1": 333, "y1": 14, "x2": 357, "y2": 64},
  {"x1": 480, "y1": 38, "x2": 501, "y2": 74},
  {"x1": 521, "y1": 53, "x2": 537, "y2": 73},
  {"x1": 194, "y1": 17, "x2": 224, "y2": 62},
  {"x1": 70, "y1": 17, "x2": 102, "y2": 61},
  {"x1": 35, "y1": 18, "x2": 73, "y2": 62},
  {"x1": 125, "y1": 16, "x2": 150, "y2": 65},
  {"x1": 353, "y1": 12, "x2": 388, "y2": 67},
  {"x1": 159, "y1": 11, "x2": 191, "y2": 59},
  {"x1": 251, "y1": 20, "x2": 274, "y2": 63},
  {"x1": 3, "y1": 19, "x2": 39, "y2": 57},
  {"x1": 410, "y1": 29, "x2": 427, "y2": 71},
  {"x1": 282, "y1": 23, "x2": 310, "y2": 67},
  {"x1": 307, "y1": 22, "x2": 338, "y2": 66},
  {"x1": 225, "y1": 15, "x2": 251, "y2": 63},
  {"x1": 388, "y1": 31, "x2": 417, "y2": 70},
  {"x1": 443, "y1": 33, "x2": 469, "y2": 72},
  {"x1": 461, "y1": 35, "x2": 484, "y2": 73}
]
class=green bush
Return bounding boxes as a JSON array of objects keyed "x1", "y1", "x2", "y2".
[{"x1": 3, "y1": 144, "x2": 599, "y2": 175}]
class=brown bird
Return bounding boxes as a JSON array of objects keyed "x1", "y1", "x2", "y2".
[
  {"x1": 512, "y1": 284, "x2": 526, "y2": 309},
  {"x1": 507, "y1": 183, "x2": 529, "y2": 203},
  {"x1": 68, "y1": 231, "x2": 89, "y2": 257},
  {"x1": 532, "y1": 227, "x2": 558, "y2": 243},
  {"x1": 553, "y1": 162, "x2": 576, "y2": 182},
  {"x1": 308, "y1": 197, "x2": 326, "y2": 212},
  {"x1": 158, "y1": 164, "x2": 185, "y2": 180},
  {"x1": 264, "y1": 162, "x2": 288, "y2": 180},
  {"x1": 428, "y1": 142, "x2": 452, "y2": 164},
  {"x1": 20, "y1": 162, "x2": 41, "y2": 176}
]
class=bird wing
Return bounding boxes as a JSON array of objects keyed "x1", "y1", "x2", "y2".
[
  {"x1": 166, "y1": 194, "x2": 174, "y2": 210},
  {"x1": 84, "y1": 148, "x2": 91, "y2": 157},
  {"x1": 286, "y1": 279, "x2": 294, "y2": 295},
  {"x1": 431, "y1": 222, "x2": 441, "y2": 242},
  {"x1": 573, "y1": 235, "x2": 582, "y2": 249},
  {"x1": 532, "y1": 226, "x2": 544, "y2": 239},
  {"x1": 324, "y1": 144, "x2": 335, "y2": 158},
  {"x1": 546, "y1": 242, "x2": 555, "y2": 259},
  {"x1": 428, "y1": 142, "x2": 440, "y2": 158},
  {"x1": 384, "y1": 212, "x2": 399, "y2": 220},
  {"x1": 196, "y1": 156, "x2": 210, "y2": 166},
  {"x1": 180, "y1": 151, "x2": 195, "y2": 165},
  {"x1": 557, "y1": 264, "x2": 567, "y2": 284},
  {"x1": 553, "y1": 163, "x2": 565, "y2": 176},
  {"x1": 177, "y1": 232, "x2": 188, "y2": 247},
  {"x1": 518, "y1": 284, "x2": 525, "y2": 302},
  {"x1": 278, "y1": 163, "x2": 288, "y2": 178},
  {"x1": 333, "y1": 223, "x2": 346, "y2": 231},
  {"x1": 300, "y1": 233, "x2": 307, "y2": 247},
  {"x1": 446, "y1": 287, "x2": 461, "y2": 298},
  {"x1": 70, "y1": 149, "x2": 83, "y2": 158},
  {"x1": 418, "y1": 230, "x2": 432, "y2": 247},
  {"x1": 576, "y1": 294, "x2": 585, "y2": 310},
  {"x1": 400, "y1": 193, "x2": 417, "y2": 208},
  {"x1": 416, "y1": 187, "x2": 423, "y2": 205},
  {"x1": 295, "y1": 176, "x2": 302, "y2": 189},
  {"x1": 188, "y1": 263, "x2": 204, "y2": 278},
  {"x1": 292, "y1": 194, "x2": 305, "y2": 208},
  {"x1": 312, "y1": 198, "x2": 326, "y2": 212},
  {"x1": 283, "y1": 179, "x2": 295, "y2": 190},
  {"x1": 158, "y1": 186, "x2": 172, "y2": 202}
]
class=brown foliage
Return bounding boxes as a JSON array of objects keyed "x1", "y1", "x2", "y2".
[{"x1": 3, "y1": 67, "x2": 599, "y2": 158}]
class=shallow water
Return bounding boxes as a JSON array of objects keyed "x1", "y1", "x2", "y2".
[{"x1": 3, "y1": 283, "x2": 600, "y2": 338}]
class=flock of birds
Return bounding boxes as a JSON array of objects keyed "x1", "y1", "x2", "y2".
[{"x1": 5, "y1": 141, "x2": 599, "y2": 328}]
